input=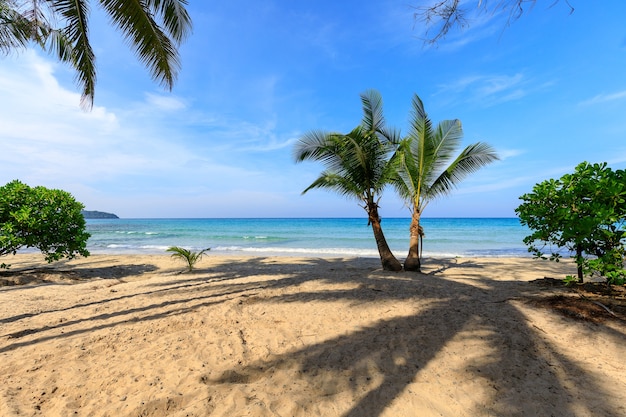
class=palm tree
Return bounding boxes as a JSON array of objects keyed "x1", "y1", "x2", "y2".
[
  {"x1": 0, "y1": 0, "x2": 192, "y2": 109},
  {"x1": 392, "y1": 94, "x2": 499, "y2": 272},
  {"x1": 293, "y1": 90, "x2": 403, "y2": 271}
]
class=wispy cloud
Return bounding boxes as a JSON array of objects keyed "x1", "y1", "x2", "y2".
[
  {"x1": 145, "y1": 93, "x2": 188, "y2": 111},
  {"x1": 0, "y1": 51, "x2": 304, "y2": 216},
  {"x1": 497, "y1": 148, "x2": 525, "y2": 160},
  {"x1": 434, "y1": 73, "x2": 529, "y2": 107},
  {"x1": 579, "y1": 90, "x2": 626, "y2": 106}
]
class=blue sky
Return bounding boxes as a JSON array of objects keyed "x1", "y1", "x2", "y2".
[{"x1": 1, "y1": 1, "x2": 626, "y2": 218}]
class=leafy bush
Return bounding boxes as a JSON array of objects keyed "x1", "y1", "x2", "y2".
[
  {"x1": 0, "y1": 180, "x2": 90, "y2": 268},
  {"x1": 516, "y1": 162, "x2": 626, "y2": 284},
  {"x1": 166, "y1": 246, "x2": 210, "y2": 272}
]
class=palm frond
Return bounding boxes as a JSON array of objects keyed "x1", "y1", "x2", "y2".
[
  {"x1": 427, "y1": 118, "x2": 463, "y2": 182},
  {"x1": 145, "y1": 0, "x2": 192, "y2": 43},
  {"x1": 51, "y1": 0, "x2": 96, "y2": 109},
  {"x1": 301, "y1": 171, "x2": 362, "y2": 199},
  {"x1": 360, "y1": 89, "x2": 385, "y2": 134},
  {"x1": 394, "y1": 93, "x2": 499, "y2": 210},
  {"x1": 389, "y1": 146, "x2": 418, "y2": 202},
  {"x1": 0, "y1": 5, "x2": 30, "y2": 52},
  {"x1": 99, "y1": 0, "x2": 182, "y2": 91},
  {"x1": 295, "y1": 89, "x2": 400, "y2": 206},
  {"x1": 167, "y1": 245, "x2": 209, "y2": 271},
  {"x1": 44, "y1": 28, "x2": 74, "y2": 62},
  {"x1": 293, "y1": 130, "x2": 342, "y2": 162},
  {"x1": 428, "y1": 142, "x2": 500, "y2": 200},
  {"x1": 378, "y1": 125, "x2": 403, "y2": 145},
  {"x1": 0, "y1": 0, "x2": 50, "y2": 52}
]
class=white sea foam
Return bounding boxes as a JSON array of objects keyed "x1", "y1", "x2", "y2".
[
  {"x1": 86, "y1": 218, "x2": 532, "y2": 258},
  {"x1": 211, "y1": 245, "x2": 380, "y2": 258},
  {"x1": 140, "y1": 245, "x2": 171, "y2": 251}
]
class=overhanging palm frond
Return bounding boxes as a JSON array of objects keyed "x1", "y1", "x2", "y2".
[
  {"x1": 1, "y1": 0, "x2": 191, "y2": 108},
  {"x1": 0, "y1": 4, "x2": 32, "y2": 52},
  {"x1": 52, "y1": 0, "x2": 96, "y2": 109},
  {"x1": 99, "y1": 0, "x2": 182, "y2": 91},
  {"x1": 45, "y1": 28, "x2": 74, "y2": 62},
  {"x1": 146, "y1": 0, "x2": 192, "y2": 43}
]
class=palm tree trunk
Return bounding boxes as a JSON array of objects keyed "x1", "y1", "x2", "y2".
[
  {"x1": 404, "y1": 208, "x2": 422, "y2": 272},
  {"x1": 367, "y1": 202, "x2": 403, "y2": 271}
]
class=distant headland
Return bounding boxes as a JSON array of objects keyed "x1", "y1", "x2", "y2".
[{"x1": 81, "y1": 210, "x2": 119, "y2": 219}]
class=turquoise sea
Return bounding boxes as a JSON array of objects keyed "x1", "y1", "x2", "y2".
[{"x1": 85, "y1": 218, "x2": 532, "y2": 258}]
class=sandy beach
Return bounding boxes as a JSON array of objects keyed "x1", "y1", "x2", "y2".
[{"x1": 1, "y1": 254, "x2": 625, "y2": 417}]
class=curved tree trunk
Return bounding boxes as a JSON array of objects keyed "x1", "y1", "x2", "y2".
[
  {"x1": 404, "y1": 209, "x2": 422, "y2": 272},
  {"x1": 367, "y1": 202, "x2": 402, "y2": 272}
]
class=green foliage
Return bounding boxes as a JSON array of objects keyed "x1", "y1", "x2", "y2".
[
  {"x1": 293, "y1": 90, "x2": 403, "y2": 271},
  {"x1": 516, "y1": 162, "x2": 626, "y2": 284},
  {"x1": 166, "y1": 246, "x2": 210, "y2": 272},
  {"x1": 562, "y1": 275, "x2": 578, "y2": 286},
  {"x1": 0, "y1": 180, "x2": 90, "y2": 268},
  {"x1": 390, "y1": 93, "x2": 499, "y2": 271},
  {"x1": 1, "y1": 0, "x2": 192, "y2": 108}
]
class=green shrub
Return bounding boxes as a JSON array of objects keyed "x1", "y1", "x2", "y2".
[
  {"x1": 516, "y1": 162, "x2": 626, "y2": 284},
  {"x1": 1, "y1": 180, "x2": 90, "y2": 268},
  {"x1": 166, "y1": 246, "x2": 210, "y2": 272}
]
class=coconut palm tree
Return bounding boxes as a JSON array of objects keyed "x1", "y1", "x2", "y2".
[
  {"x1": 293, "y1": 90, "x2": 403, "y2": 271},
  {"x1": 392, "y1": 94, "x2": 499, "y2": 272},
  {"x1": 0, "y1": 0, "x2": 192, "y2": 109}
]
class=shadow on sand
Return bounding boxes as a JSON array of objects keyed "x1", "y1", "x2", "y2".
[{"x1": 1, "y1": 256, "x2": 625, "y2": 416}]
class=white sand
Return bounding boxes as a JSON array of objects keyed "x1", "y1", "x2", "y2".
[{"x1": 0, "y1": 254, "x2": 624, "y2": 416}]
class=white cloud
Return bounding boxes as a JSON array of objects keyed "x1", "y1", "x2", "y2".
[
  {"x1": 0, "y1": 50, "x2": 306, "y2": 217},
  {"x1": 435, "y1": 73, "x2": 528, "y2": 106},
  {"x1": 0, "y1": 51, "x2": 118, "y2": 145},
  {"x1": 579, "y1": 90, "x2": 626, "y2": 106},
  {"x1": 145, "y1": 93, "x2": 188, "y2": 111},
  {"x1": 497, "y1": 148, "x2": 525, "y2": 160}
]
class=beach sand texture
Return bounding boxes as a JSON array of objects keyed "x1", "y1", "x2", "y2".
[{"x1": 1, "y1": 254, "x2": 625, "y2": 417}]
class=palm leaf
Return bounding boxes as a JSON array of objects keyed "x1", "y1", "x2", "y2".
[
  {"x1": 393, "y1": 93, "x2": 499, "y2": 208},
  {"x1": 145, "y1": 0, "x2": 192, "y2": 43},
  {"x1": 360, "y1": 89, "x2": 385, "y2": 134},
  {"x1": 0, "y1": 2, "x2": 34, "y2": 52},
  {"x1": 167, "y1": 246, "x2": 210, "y2": 271},
  {"x1": 293, "y1": 130, "x2": 343, "y2": 164},
  {"x1": 428, "y1": 142, "x2": 500, "y2": 199},
  {"x1": 99, "y1": 0, "x2": 182, "y2": 91},
  {"x1": 51, "y1": 0, "x2": 96, "y2": 109}
]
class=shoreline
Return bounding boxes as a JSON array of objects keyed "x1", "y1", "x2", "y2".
[
  {"x1": 83, "y1": 217, "x2": 532, "y2": 259},
  {"x1": 1, "y1": 254, "x2": 624, "y2": 416}
]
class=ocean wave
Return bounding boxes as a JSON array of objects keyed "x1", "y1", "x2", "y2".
[
  {"x1": 89, "y1": 244, "x2": 531, "y2": 258},
  {"x1": 140, "y1": 245, "x2": 172, "y2": 251},
  {"x1": 114, "y1": 231, "x2": 159, "y2": 235},
  {"x1": 212, "y1": 245, "x2": 380, "y2": 257}
]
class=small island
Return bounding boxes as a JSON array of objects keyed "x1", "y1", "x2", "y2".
[{"x1": 81, "y1": 210, "x2": 119, "y2": 219}]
